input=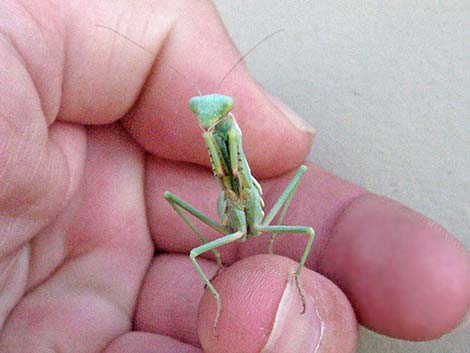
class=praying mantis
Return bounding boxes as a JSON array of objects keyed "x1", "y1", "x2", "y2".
[
  {"x1": 164, "y1": 93, "x2": 316, "y2": 332},
  {"x1": 95, "y1": 24, "x2": 316, "y2": 333}
]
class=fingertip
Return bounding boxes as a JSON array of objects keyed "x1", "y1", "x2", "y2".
[
  {"x1": 236, "y1": 88, "x2": 315, "y2": 177},
  {"x1": 198, "y1": 255, "x2": 357, "y2": 353},
  {"x1": 267, "y1": 94, "x2": 317, "y2": 136},
  {"x1": 320, "y1": 194, "x2": 470, "y2": 340}
]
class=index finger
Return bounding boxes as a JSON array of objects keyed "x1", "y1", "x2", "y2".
[
  {"x1": 56, "y1": 0, "x2": 314, "y2": 177},
  {"x1": 120, "y1": 2, "x2": 314, "y2": 178}
]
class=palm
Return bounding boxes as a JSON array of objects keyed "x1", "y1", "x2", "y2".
[{"x1": 0, "y1": 124, "x2": 147, "y2": 350}]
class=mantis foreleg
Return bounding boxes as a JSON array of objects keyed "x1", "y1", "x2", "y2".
[{"x1": 190, "y1": 231, "x2": 245, "y2": 334}]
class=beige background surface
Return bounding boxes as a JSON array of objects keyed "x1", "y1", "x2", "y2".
[{"x1": 213, "y1": 1, "x2": 469, "y2": 352}]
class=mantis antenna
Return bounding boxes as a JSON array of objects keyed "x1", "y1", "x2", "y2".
[
  {"x1": 215, "y1": 28, "x2": 285, "y2": 90},
  {"x1": 95, "y1": 24, "x2": 203, "y2": 96},
  {"x1": 95, "y1": 24, "x2": 284, "y2": 94}
]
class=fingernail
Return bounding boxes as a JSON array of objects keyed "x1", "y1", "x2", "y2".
[
  {"x1": 260, "y1": 274, "x2": 324, "y2": 353},
  {"x1": 268, "y1": 94, "x2": 317, "y2": 135}
]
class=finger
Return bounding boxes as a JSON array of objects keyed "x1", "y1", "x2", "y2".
[
  {"x1": 134, "y1": 254, "x2": 357, "y2": 353},
  {"x1": 199, "y1": 255, "x2": 357, "y2": 353},
  {"x1": 120, "y1": 0, "x2": 314, "y2": 177},
  {"x1": 104, "y1": 332, "x2": 202, "y2": 353},
  {"x1": 147, "y1": 157, "x2": 470, "y2": 340},
  {"x1": 11, "y1": 0, "x2": 311, "y2": 177},
  {"x1": 317, "y1": 194, "x2": 470, "y2": 340}
]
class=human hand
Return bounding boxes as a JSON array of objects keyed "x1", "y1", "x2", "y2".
[{"x1": 0, "y1": 1, "x2": 468, "y2": 353}]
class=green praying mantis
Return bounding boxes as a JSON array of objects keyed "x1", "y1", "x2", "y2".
[
  {"x1": 164, "y1": 93, "x2": 316, "y2": 332},
  {"x1": 95, "y1": 24, "x2": 316, "y2": 333}
]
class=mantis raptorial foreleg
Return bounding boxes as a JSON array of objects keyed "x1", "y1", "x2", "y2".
[
  {"x1": 203, "y1": 132, "x2": 228, "y2": 177},
  {"x1": 190, "y1": 231, "x2": 245, "y2": 334},
  {"x1": 164, "y1": 192, "x2": 229, "y2": 268},
  {"x1": 261, "y1": 165, "x2": 308, "y2": 253}
]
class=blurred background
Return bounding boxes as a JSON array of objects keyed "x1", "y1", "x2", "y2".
[{"x1": 213, "y1": 1, "x2": 469, "y2": 352}]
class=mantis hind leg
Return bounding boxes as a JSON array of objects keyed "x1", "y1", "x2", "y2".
[
  {"x1": 262, "y1": 165, "x2": 308, "y2": 253},
  {"x1": 190, "y1": 231, "x2": 244, "y2": 335},
  {"x1": 164, "y1": 191, "x2": 229, "y2": 268},
  {"x1": 255, "y1": 225, "x2": 315, "y2": 313}
]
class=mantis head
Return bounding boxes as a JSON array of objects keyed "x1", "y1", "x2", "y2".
[{"x1": 189, "y1": 94, "x2": 234, "y2": 130}]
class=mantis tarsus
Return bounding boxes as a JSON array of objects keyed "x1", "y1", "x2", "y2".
[{"x1": 95, "y1": 24, "x2": 316, "y2": 334}]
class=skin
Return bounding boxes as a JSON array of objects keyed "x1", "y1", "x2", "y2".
[{"x1": 0, "y1": 0, "x2": 468, "y2": 352}]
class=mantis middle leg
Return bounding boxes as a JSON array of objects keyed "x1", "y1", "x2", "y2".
[
  {"x1": 262, "y1": 165, "x2": 308, "y2": 253},
  {"x1": 164, "y1": 191, "x2": 229, "y2": 268},
  {"x1": 190, "y1": 231, "x2": 244, "y2": 333}
]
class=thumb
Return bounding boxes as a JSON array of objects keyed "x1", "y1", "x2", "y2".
[{"x1": 198, "y1": 255, "x2": 357, "y2": 353}]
